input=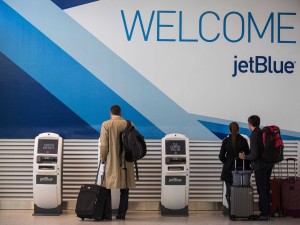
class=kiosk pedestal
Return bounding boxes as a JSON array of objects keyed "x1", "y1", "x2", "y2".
[
  {"x1": 160, "y1": 134, "x2": 189, "y2": 216},
  {"x1": 33, "y1": 133, "x2": 63, "y2": 216}
]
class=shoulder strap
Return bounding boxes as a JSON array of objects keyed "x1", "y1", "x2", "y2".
[
  {"x1": 124, "y1": 120, "x2": 131, "y2": 131},
  {"x1": 120, "y1": 120, "x2": 131, "y2": 165},
  {"x1": 135, "y1": 161, "x2": 139, "y2": 181}
]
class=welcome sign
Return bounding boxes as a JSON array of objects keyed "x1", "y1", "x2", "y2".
[{"x1": 0, "y1": 0, "x2": 299, "y2": 140}]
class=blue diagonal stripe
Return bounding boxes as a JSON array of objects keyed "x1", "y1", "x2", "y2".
[
  {"x1": 0, "y1": 1, "x2": 165, "y2": 138},
  {"x1": 3, "y1": 0, "x2": 217, "y2": 140},
  {"x1": 51, "y1": 0, "x2": 99, "y2": 10},
  {"x1": 192, "y1": 114, "x2": 300, "y2": 140}
]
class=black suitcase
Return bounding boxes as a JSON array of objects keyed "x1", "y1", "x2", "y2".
[{"x1": 75, "y1": 162, "x2": 108, "y2": 221}]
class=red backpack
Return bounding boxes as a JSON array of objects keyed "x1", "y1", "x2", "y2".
[{"x1": 261, "y1": 125, "x2": 284, "y2": 164}]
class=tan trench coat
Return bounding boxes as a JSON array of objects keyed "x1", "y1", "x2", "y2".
[{"x1": 99, "y1": 116, "x2": 136, "y2": 189}]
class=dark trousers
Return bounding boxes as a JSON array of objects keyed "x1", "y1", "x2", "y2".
[
  {"x1": 225, "y1": 182, "x2": 231, "y2": 204},
  {"x1": 254, "y1": 164, "x2": 274, "y2": 217},
  {"x1": 117, "y1": 188, "x2": 129, "y2": 217},
  {"x1": 105, "y1": 188, "x2": 129, "y2": 217}
]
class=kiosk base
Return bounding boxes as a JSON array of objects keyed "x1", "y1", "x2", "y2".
[
  {"x1": 33, "y1": 204, "x2": 62, "y2": 216},
  {"x1": 160, "y1": 203, "x2": 189, "y2": 216}
]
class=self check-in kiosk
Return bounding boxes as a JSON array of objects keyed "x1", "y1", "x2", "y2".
[
  {"x1": 33, "y1": 133, "x2": 63, "y2": 215},
  {"x1": 160, "y1": 134, "x2": 189, "y2": 216}
]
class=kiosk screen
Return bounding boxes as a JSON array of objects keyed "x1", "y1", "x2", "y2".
[
  {"x1": 165, "y1": 140, "x2": 186, "y2": 155},
  {"x1": 37, "y1": 139, "x2": 58, "y2": 154}
]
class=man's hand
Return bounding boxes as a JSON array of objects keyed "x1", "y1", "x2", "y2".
[{"x1": 239, "y1": 151, "x2": 245, "y2": 160}]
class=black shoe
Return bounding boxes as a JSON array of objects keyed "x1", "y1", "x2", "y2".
[
  {"x1": 116, "y1": 215, "x2": 125, "y2": 220},
  {"x1": 95, "y1": 216, "x2": 112, "y2": 221},
  {"x1": 248, "y1": 214, "x2": 258, "y2": 220},
  {"x1": 256, "y1": 215, "x2": 269, "y2": 221},
  {"x1": 104, "y1": 217, "x2": 112, "y2": 221},
  {"x1": 94, "y1": 217, "x2": 103, "y2": 221}
]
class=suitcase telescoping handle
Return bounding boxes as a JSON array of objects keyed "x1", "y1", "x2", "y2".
[
  {"x1": 286, "y1": 158, "x2": 297, "y2": 181},
  {"x1": 234, "y1": 158, "x2": 245, "y2": 171}
]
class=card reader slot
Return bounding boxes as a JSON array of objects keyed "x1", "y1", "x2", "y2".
[
  {"x1": 38, "y1": 165, "x2": 55, "y2": 170},
  {"x1": 168, "y1": 166, "x2": 184, "y2": 171},
  {"x1": 165, "y1": 157, "x2": 186, "y2": 164},
  {"x1": 37, "y1": 156, "x2": 57, "y2": 163}
]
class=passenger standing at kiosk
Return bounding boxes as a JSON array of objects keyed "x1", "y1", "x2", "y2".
[
  {"x1": 239, "y1": 115, "x2": 274, "y2": 221},
  {"x1": 219, "y1": 122, "x2": 250, "y2": 205},
  {"x1": 99, "y1": 105, "x2": 136, "y2": 220}
]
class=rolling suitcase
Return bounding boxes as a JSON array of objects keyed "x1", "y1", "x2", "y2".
[
  {"x1": 75, "y1": 161, "x2": 108, "y2": 221},
  {"x1": 229, "y1": 186, "x2": 254, "y2": 220},
  {"x1": 282, "y1": 158, "x2": 300, "y2": 217},
  {"x1": 269, "y1": 163, "x2": 283, "y2": 217},
  {"x1": 229, "y1": 160, "x2": 254, "y2": 220}
]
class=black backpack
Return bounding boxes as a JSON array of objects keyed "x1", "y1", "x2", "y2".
[
  {"x1": 261, "y1": 125, "x2": 284, "y2": 164},
  {"x1": 120, "y1": 120, "x2": 147, "y2": 180}
]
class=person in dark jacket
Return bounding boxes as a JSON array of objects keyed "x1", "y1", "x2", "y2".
[
  {"x1": 239, "y1": 115, "x2": 274, "y2": 221},
  {"x1": 219, "y1": 122, "x2": 250, "y2": 204}
]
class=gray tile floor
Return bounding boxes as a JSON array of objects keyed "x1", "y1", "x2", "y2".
[{"x1": 1, "y1": 210, "x2": 300, "y2": 225}]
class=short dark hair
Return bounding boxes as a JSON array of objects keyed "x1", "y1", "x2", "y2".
[
  {"x1": 110, "y1": 105, "x2": 121, "y2": 116},
  {"x1": 248, "y1": 115, "x2": 260, "y2": 128}
]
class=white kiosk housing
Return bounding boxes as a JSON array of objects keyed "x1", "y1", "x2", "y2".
[
  {"x1": 160, "y1": 133, "x2": 189, "y2": 216},
  {"x1": 33, "y1": 133, "x2": 63, "y2": 215}
]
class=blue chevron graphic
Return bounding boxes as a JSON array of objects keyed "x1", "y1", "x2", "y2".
[
  {"x1": 197, "y1": 117, "x2": 300, "y2": 141},
  {"x1": 51, "y1": 0, "x2": 99, "y2": 10},
  {"x1": 0, "y1": 1, "x2": 164, "y2": 139},
  {"x1": 0, "y1": 52, "x2": 100, "y2": 138}
]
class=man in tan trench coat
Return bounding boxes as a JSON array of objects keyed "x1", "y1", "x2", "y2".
[{"x1": 99, "y1": 105, "x2": 136, "y2": 220}]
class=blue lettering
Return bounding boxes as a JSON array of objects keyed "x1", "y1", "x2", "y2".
[
  {"x1": 238, "y1": 60, "x2": 248, "y2": 73},
  {"x1": 121, "y1": 10, "x2": 296, "y2": 44},
  {"x1": 278, "y1": 12, "x2": 296, "y2": 43},
  {"x1": 157, "y1": 10, "x2": 176, "y2": 42},
  {"x1": 224, "y1": 12, "x2": 244, "y2": 43},
  {"x1": 179, "y1": 11, "x2": 198, "y2": 42},
  {"x1": 285, "y1": 61, "x2": 295, "y2": 73},
  {"x1": 233, "y1": 55, "x2": 295, "y2": 76},
  {"x1": 199, "y1": 11, "x2": 220, "y2": 42},
  {"x1": 256, "y1": 56, "x2": 267, "y2": 73},
  {"x1": 121, "y1": 10, "x2": 155, "y2": 41},
  {"x1": 248, "y1": 13, "x2": 274, "y2": 43}
]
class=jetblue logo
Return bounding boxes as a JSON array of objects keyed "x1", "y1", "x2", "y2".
[
  {"x1": 232, "y1": 55, "x2": 295, "y2": 77},
  {"x1": 36, "y1": 175, "x2": 57, "y2": 184},
  {"x1": 165, "y1": 176, "x2": 186, "y2": 185}
]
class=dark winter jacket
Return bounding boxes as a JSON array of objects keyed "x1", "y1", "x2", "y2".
[
  {"x1": 245, "y1": 127, "x2": 265, "y2": 171},
  {"x1": 219, "y1": 134, "x2": 250, "y2": 183}
]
